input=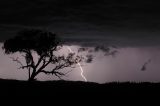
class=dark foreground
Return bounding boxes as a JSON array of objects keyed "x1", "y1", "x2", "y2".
[{"x1": 0, "y1": 79, "x2": 160, "y2": 98}]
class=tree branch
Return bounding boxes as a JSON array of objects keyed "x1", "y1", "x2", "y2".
[
  {"x1": 10, "y1": 57, "x2": 23, "y2": 68},
  {"x1": 36, "y1": 50, "x2": 55, "y2": 73},
  {"x1": 10, "y1": 57, "x2": 32, "y2": 69},
  {"x1": 39, "y1": 59, "x2": 73, "y2": 78},
  {"x1": 35, "y1": 55, "x2": 45, "y2": 68},
  {"x1": 22, "y1": 49, "x2": 35, "y2": 66},
  {"x1": 41, "y1": 69, "x2": 65, "y2": 79}
]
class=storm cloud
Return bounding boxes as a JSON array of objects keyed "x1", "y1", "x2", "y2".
[{"x1": 1, "y1": 0, "x2": 160, "y2": 47}]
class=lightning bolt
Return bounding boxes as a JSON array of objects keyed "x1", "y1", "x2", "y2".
[{"x1": 67, "y1": 46, "x2": 87, "y2": 82}]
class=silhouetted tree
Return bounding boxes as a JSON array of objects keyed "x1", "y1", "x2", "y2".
[{"x1": 2, "y1": 29, "x2": 84, "y2": 82}]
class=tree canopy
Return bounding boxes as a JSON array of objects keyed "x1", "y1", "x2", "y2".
[{"x1": 3, "y1": 29, "x2": 61, "y2": 56}]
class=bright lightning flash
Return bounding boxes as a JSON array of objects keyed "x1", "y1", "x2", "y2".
[{"x1": 67, "y1": 46, "x2": 87, "y2": 82}]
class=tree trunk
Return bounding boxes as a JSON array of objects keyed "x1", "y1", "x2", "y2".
[
  {"x1": 28, "y1": 76, "x2": 35, "y2": 82},
  {"x1": 28, "y1": 67, "x2": 31, "y2": 80},
  {"x1": 28, "y1": 69, "x2": 36, "y2": 82}
]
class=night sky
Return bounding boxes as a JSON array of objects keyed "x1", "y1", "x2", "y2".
[{"x1": 1, "y1": 0, "x2": 160, "y2": 83}]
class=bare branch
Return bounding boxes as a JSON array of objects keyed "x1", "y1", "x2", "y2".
[
  {"x1": 19, "y1": 65, "x2": 32, "y2": 69},
  {"x1": 39, "y1": 58, "x2": 73, "y2": 74},
  {"x1": 35, "y1": 55, "x2": 45, "y2": 68},
  {"x1": 10, "y1": 57, "x2": 31, "y2": 69},
  {"x1": 10, "y1": 57, "x2": 23, "y2": 67},
  {"x1": 41, "y1": 69, "x2": 65, "y2": 79}
]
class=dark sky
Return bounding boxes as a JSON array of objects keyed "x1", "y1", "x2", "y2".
[
  {"x1": 1, "y1": 0, "x2": 160, "y2": 47},
  {"x1": 1, "y1": 0, "x2": 160, "y2": 82}
]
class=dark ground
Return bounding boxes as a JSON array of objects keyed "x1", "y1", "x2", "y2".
[
  {"x1": 0, "y1": 79, "x2": 160, "y2": 98},
  {"x1": 0, "y1": 79, "x2": 160, "y2": 105}
]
